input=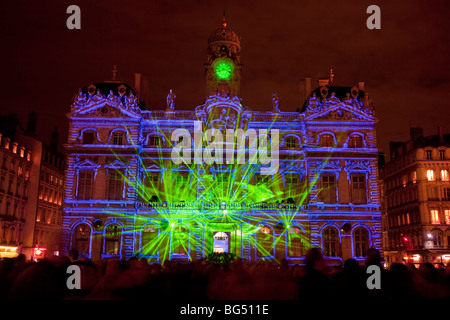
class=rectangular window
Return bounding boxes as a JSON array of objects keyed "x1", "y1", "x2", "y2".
[
  {"x1": 319, "y1": 174, "x2": 336, "y2": 203},
  {"x1": 351, "y1": 174, "x2": 367, "y2": 204},
  {"x1": 77, "y1": 171, "x2": 93, "y2": 200},
  {"x1": 427, "y1": 170, "x2": 435, "y2": 181},
  {"x1": 426, "y1": 150, "x2": 432, "y2": 160},
  {"x1": 108, "y1": 171, "x2": 124, "y2": 200},
  {"x1": 428, "y1": 187, "x2": 438, "y2": 201},
  {"x1": 445, "y1": 210, "x2": 450, "y2": 225},
  {"x1": 441, "y1": 169, "x2": 449, "y2": 181},
  {"x1": 412, "y1": 171, "x2": 417, "y2": 183},
  {"x1": 430, "y1": 209, "x2": 440, "y2": 224},
  {"x1": 439, "y1": 150, "x2": 446, "y2": 160},
  {"x1": 444, "y1": 188, "x2": 450, "y2": 201}
]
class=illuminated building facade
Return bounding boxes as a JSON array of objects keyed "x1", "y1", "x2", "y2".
[
  {"x1": 381, "y1": 127, "x2": 450, "y2": 266},
  {"x1": 62, "y1": 18, "x2": 381, "y2": 264}
]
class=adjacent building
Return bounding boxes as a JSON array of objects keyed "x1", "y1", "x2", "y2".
[
  {"x1": 0, "y1": 114, "x2": 65, "y2": 260},
  {"x1": 381, "y1": 127, "x2": 450, "y2": 267},
  {"x1": 62, "y1": 18, "x2": 382, "y2": 264}
]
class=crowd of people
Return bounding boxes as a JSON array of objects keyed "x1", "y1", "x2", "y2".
[{"x1": 0, "y1": 248, "x2": 449, "y2": 301}]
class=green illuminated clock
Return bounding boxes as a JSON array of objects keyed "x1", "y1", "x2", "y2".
[{"x1": 214, "y1": 60, "x2": 233, "y2": 80}]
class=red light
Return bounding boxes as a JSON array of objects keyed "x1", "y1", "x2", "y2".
[{"x1": 403, "y1": 237, "x2": 409, "y2": 242}]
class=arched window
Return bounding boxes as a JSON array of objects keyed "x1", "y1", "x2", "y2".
[
  {"x1": 73, "y1": 223, "x2": 91, "y2": 256},
  {"x1": 348, "y1": 134, "x2": 363, "y2": 148},
  {"x1": 353, "y1": 227, "x2": 369, "y2": 257},
  {"x1": 148, "y1": 135, "x2": 161, "y2": 147},
  {"x1": 172, "y1": 225, "x2": 189, "y2": 256},
  {"x1": 323, "y1": 227, "x2": 340, "y2": 257},
  {"x1": 285, "y1": 137, "x2": 296, "y2": 148},
  {"x1": 104, "y1": 224, "x2": 121, "y2": 255},
  {"x1": 112, "y1": 131, "x2": 126, "y2": 145},
  {"x1": 82, "y1": 131, "x2": 95, "y2": 144},
  {"x1": 257, "y1": 225, "x2": 274, "y2": 257},
  {"x1": 287, "y1": 226, "x2": 304, "y2": 257},
  {"x1": 320, "y1": 134, "x2": 334, "y2": 148},
  {"x1": 141, "y1": 225, "x2": 158, "y2": 256}
]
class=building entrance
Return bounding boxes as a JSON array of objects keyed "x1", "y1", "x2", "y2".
[{"x1": 213, "y1": 231, "x2": 230, "y2": 253}]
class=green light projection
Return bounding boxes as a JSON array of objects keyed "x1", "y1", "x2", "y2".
[
  {"x1": 214, "y1": 60, "x2": 233, "y2": 80},
  {"x1": 96, "y1": 117, "x2": 336, "y2": 264}
]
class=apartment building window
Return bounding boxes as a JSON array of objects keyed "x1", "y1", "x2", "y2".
[
  {"x1": 351, "y1": 174, "x2": 367, "y2": 204},
  {"x1": 441, "y1": 169, "x2": 449, "y2": 181},
  {"x1": 444, "y1": 188, "x2": 450, "y2": 201},
  {"x1": 439, "y1": 150, "x2": 446, "y2": 160},
  {"x1": 427, "y1": 170, "x2": 435, "y2": 181},
  {"x1": 444, "y1": 209, "x2": 450, "y2": 225},
  {"x1": 412, "y1": 171, "x2": 417, "y2": 183},
  {"x1": 77, "y1": 171, "x2": 93, "y2": 200},
  {"x1": 430, "y1": 209, "x2": 440, "y2": 224},
  {"x1": 426, "y1": 150, "x2": 432, "y2": 160},
  {"x1": 318, "y1": 174, "x2": 337, "y2": 203}
]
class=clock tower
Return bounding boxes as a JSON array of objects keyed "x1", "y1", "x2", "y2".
[{"x1": 205, "y1": 15, "x2": 242, "y2": 97}]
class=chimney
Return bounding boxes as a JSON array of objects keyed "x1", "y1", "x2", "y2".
[
  {"x1": 358, "y1": 81, "x2": 365, "y2": 91},
  {"x1": 134, "y1": 73, "x2": 142, "y2": 100},
  {"x1": 438, "y1": 127, "x2": 444, "y2": 143},
  {"x1": 298, "y1": 79, "x2": 305, "y2": 106},
  {"x1": 409, "y1": 127, "x2": 423, "y2": 147},
  {"x1": 50, "y1": 126, "x2": 59, "y2": 151},
  {"x1": 26, "y1": 111, "x2": 37, "y2": 137}
]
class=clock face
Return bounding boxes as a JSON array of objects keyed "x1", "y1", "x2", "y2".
[{"x1": 214, "y1": 60, "x2": 233, "y2": 80}]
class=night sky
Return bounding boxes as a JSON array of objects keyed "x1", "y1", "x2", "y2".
[{"x1": 1, "y1": 0, "x2": 449, "y2": 157}]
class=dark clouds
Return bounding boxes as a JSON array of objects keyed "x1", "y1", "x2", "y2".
[{"x1": 0, "y1": 0, "x2": 449, "y2": 156}]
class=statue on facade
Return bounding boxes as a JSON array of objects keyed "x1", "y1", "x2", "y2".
[
  {"x1": 272, "y1": 93, "x2": 280, "y2": 113},
  {"x1": 166, "y1": 89, "x2": 176, "y2": 110},
  {"x1": 126, "y1": 91, "x2": 138, "y2": 110},
  {"x1": 307, "y1": 92, "x2": 320, "y2": 111},
  {"x1": 73, "y1": 88, "x2": 86, "y2": 108}
]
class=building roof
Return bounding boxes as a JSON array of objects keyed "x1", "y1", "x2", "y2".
[{"x1": 300, "y1": 85, "x2": 366, "y2": 112}]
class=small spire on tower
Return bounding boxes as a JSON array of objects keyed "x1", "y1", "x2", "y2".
[
  {"x1": 329, "y1": 68, "x2": 334, "y2": 84},
  {"x1": 112, "y1": 65, "x2": 118, "y2": 81},
  {"x1": 222, "y1": 10, "x2": 227, "y2": 28}
]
